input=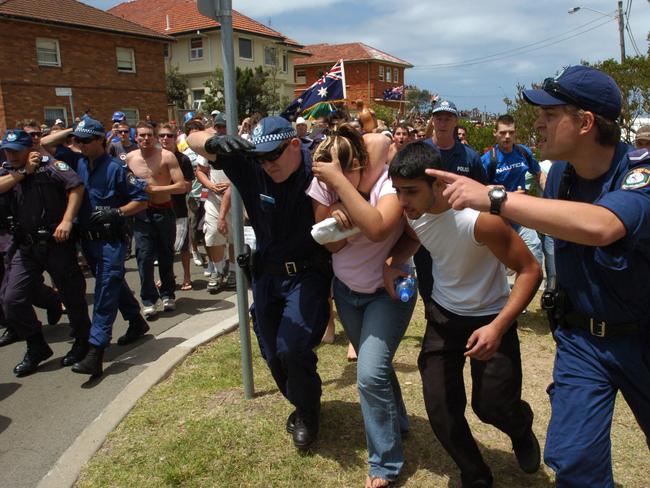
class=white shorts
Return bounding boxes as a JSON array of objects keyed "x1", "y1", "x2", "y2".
[{"x1": 203, "y1": 198, "x2": 233, "y2": 247}]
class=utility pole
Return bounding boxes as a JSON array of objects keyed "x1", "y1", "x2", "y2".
[{"x1": 617, "y1": 0, "x2": 626, "y2": 62}]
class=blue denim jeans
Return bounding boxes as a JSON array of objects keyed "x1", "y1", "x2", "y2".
[
  {"x1": 133, "y1": 208, "x2": 176, "y2": 306},
  {"x1": 333, "y1": 278, "x2": 416, "y2": 481},
  {"x1": 517, "y1": 225, "x2": 543, "y2": 267}
]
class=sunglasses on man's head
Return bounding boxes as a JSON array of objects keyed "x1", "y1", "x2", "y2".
[{"x1": 255, "y1": 142, "x2": 290, "y2": 164}]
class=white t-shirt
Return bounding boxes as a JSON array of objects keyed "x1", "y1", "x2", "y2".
[
  {"x1": 409, "y1": 208, "x2": 510, "y2": 316},
  {"x1": 197, "y1": 158, "x2": 230, "y2": 205}
]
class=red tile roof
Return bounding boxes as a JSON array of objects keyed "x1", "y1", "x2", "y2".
[
  {"x1": 0, "y1": 0, "x2": 170, "y2": 40},
  {"x1": 109, "y1": 0, "x2": 302, "y2": 48},
  {"x1": 295, "y1": 42, "x2": 412, "y2": 67}
]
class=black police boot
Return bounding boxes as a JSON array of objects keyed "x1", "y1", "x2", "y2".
[
  {"x1": 13, "y1": 333, "x2": 53, "y2": 377},
  {"x1": 47, "y1": 302, "x2": 63, "y2": 326},
  {"x1": 512, "y1": 427, "x2": 541, "y2": 474},
  {"x1": 0, "y1": 327, "x2": 18, "y2": 347},
  {"x1": 71, "y1": 344, "x2": 104, "y2": 377},
  {"x1": 61, "y1": 338, "x2": 90, "y2": 367},
  {"x1": 292, "y1": 408, "x2": 319, "y2": 450},
  {"x1": 286, "y1": 410, "x2": 296, "y2": 434},
  {"x1": 117, "y1": 314, "x2": 150, "y2": 346}
]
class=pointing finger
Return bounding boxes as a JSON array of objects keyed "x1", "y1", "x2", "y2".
[{"x1": 425, "y1": 169, "x2": 458, "y2": 183}]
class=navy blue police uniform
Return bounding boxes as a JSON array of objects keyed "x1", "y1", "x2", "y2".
[
  {"x1": 206, "y1": 117, "x2": 331, "y2": 448},
  {"x1": 74, "y1": 118, "x2": 149, "y2": 351},
  {"x1": 0, "y1": 130, "x2": 91, "y2": 376},
  {"x1": 522, "y1": 65, "x2": 650, "y2": 487},
  {"x1": 542, "y1": 144, "x2": 650, "y2": 487}
]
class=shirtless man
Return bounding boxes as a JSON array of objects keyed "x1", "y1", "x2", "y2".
[{"x1": 127, "y1": 121, "x2": 186, "y2": 318}]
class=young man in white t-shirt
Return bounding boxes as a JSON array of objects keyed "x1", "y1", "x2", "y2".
[{"x1": 384, "y1": 142, "x2": 543, "y2": 488}]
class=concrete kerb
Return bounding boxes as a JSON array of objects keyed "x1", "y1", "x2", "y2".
[{"x1": 37, "y1": 312, "x2": 241, "y2": 488}]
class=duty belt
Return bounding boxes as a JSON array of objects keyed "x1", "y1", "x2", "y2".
[
  {"x1": 562, "y1": 311, "x2": 645, "y2": 338},
  {"x1": 260, "y1": 259, "x2": 312, "y2": 277},
  {"x1": 80, "y1": 225, "x2": 123, "y2": 242}
]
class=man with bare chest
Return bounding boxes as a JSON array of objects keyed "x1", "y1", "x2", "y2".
[{"x1": 127, "y1": 122, "x2": 185, "y2": 318}]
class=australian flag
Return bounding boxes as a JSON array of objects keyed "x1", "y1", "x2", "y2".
[
  {"x1": 383, "y1": 85, "x2": 404, "y2": 101},
  {"x1": 281, "y1": 60, "x2": 346, "y2": 120}
]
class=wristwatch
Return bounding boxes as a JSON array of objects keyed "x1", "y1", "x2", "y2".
[{"x1": 488, "y1": 186, "x2": 507, "y2": 215}]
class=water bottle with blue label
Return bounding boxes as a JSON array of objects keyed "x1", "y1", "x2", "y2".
[{"x1": 395, "y1": 264, "x2": 417, "y2": 302}]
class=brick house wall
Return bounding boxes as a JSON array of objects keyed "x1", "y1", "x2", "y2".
[
  {"x1": 294, "y1": 61, "x2": 406, "y2": 108},
  {"x1": 0, "y1": 19, "x2": 168, "y2": 131}
]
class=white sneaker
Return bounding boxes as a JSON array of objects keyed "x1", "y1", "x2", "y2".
[
  {"x1": 207, "y1": 271, "x2": 224, "y2": 293},
  {"x1": 203, "y1": 261, "x2": 215, "y2": 277},
  {"x1": 143, "y1": 300, "x2": 161, "y2": 318},
  {"x1": 162, "y1": 298, "x2": 176, "y2": 311},
  {"x1": 192, "y1": 251, "x2": 203, "y2": 266}
]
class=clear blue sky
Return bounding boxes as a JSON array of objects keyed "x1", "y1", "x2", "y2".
[{"x1": 83, "y1": 0, "x2": 650, "y2": 114}]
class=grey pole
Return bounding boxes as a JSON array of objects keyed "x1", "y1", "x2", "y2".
[
  {"x1": 217, "y1": 0, "x2": 255, "y2": 399},
  {"x1": 616, "y1": 0, "x2": 626, "y2": 62}
]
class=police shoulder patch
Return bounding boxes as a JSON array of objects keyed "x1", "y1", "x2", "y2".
[
  {"x1": 621, "y1": 167, "x2": 650, "y2": 190},
  {"x1": 127, "y1": 174, "x2": 139, "y2": 186},
  {"x1": 55, "y1": 161, "x2": 69, "y2": 171},
  {"x1": 119, "y1": 154, "x2": 127, "y2": 161}
]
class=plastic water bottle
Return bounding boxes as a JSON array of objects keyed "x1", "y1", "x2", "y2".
[
  {"x1": 395, "y1": 266, "x2": 417, "y2": 302},
  {"x1": 311, "y1": 217, "x2": 361, "y2": 244}
]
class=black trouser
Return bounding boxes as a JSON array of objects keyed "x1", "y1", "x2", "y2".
[
  {"x1": 417, "y1": 301, "x2": 533, "y2": 485},
  {"x1": 1, "y1": 243, "x2": 90, "y2": 340}
]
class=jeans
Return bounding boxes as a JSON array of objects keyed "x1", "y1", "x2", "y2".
[
  {"x1": 133, "y1": 208, "x2": 176, "y2": 306},
  {"x1": 517, "y1": 226, "x2": 543, "y2": 267},
  {"x1": 333, "y1": 278, "x2": 416, "y2": 481},
  {"x1": 540, "y1": 234, "x2": 556, "y2": 284}
]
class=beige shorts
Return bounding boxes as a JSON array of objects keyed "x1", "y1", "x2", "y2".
[{"x1": 203, "y1": 198, "x2": 233, "y2": 247}]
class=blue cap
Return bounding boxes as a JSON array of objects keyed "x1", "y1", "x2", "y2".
[
  {"x1": 523, "y1": 65, "x2": 621, "y2": 121},
  {"x1": 432, "y1": 99, "x2": 458, "y2": 116},
  {"x1": 1, "y1": 129, "x2": 33, "y2": 151},
  {"x1": 72, "y1": 117, "x2": 105, "y2": 138},
  {"x1": 250, "y1": 116, "x2": 297, "y2": 153},
  {"x1": 183, "y1": 112, "x2": 195, "y2": 124},
  {"x1": 213, "y1": 113, "x2": 227, "y2": 126},
  {"x1": 112, "y1": 111, "x2": 126, "y2": 122}
]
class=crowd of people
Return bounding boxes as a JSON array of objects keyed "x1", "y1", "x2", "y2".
[{"x1": 1, "y1": 64, "x2": 650, "y2": 488}]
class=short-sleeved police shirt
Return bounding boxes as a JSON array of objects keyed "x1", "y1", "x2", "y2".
[
  {"x1": 481, "y1": 145, "x2": 541, "y2": 190},
  {"x1": 0, "y1": 157, "x2": 83, "y2": 234},
  {"x1": 76, "y1": 153, "x2": 148, "y2": 228},
  {"x1": 424, "y1": 139, "x2": 487, "y2": 183},
  {"x1": 215, "y1": 148, "x2": 326, "y2": 265},
  {"x1": 544, "y1": 142, "x2": 650, "y2": 324}
]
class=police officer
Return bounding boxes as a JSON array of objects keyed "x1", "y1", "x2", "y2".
[
  {"x1": 0, "y1": 129, "x2": 91, "y2": 377},
  {"x1": 187, "y1": 117, "x2": 332, "y2": 450},
  {"x1": 426, "y1": 65, "x2": 650, "y2": 487},
  {"x1": 70, "y1": 118, "x2": 150, "y2": 377}
]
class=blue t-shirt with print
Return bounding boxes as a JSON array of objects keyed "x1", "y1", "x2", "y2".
[{"x1": 481, "y1": 144, "x2": 541, "y2": 191}]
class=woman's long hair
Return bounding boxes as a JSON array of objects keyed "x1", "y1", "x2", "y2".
[{"x1": 313, "y1": 123, "x2": 368, "y2": 171}]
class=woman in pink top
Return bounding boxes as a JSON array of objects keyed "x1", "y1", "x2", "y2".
[{"x1": 308, "y1": 124, "x2": 416, "y2": 488}]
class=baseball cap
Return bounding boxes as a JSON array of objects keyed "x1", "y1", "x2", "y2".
[
  {"x1": 183, "y1": 111, "x2": 195, "y2": 124},
  {"x1": 210, "y1": 110, "x2": 221, "y2": 116},
  {"x1": 522, "y1": 65, "x2": 622, "y2": 120},
  {"x1": 295, "y1": 116, "x2": 307, "y2": 126},
  {"x1": 635, "y1": 125, "x2": 650, "y2": 142},
  {"x1": 112, "y1": 111, "x2": 126, "y2": 122},
  {"x1": 250, "y1": 116, "x2": 297, "y2": 153},
  {"x1": 213, "y1": 113, "x2": 227, "y2": 126},
  {"x1": 0, "y1": 129, "x2": 33, "y2": 151},
  {"x1": 72, "y1": 117, "x2": 105, "y2": 138},
  {"x1": 432, "y1": 99, "x2": 458, "y2": 117}
]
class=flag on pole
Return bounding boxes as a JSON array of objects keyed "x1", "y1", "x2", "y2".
[
  {"x1": 281, "y1": 60, "x2": 346, "y2": 120},
  {"x1": 383, "y1": 85, "x2": 404, "y2": 101}
]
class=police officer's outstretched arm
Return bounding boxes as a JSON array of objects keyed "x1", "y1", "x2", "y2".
[{"x1": 186, "y1": 130, "x2": 254, "y2": 166}]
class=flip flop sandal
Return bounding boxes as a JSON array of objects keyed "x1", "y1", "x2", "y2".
[{"x1": 180, "y1": 282, "x2": 193, "y2": 291}]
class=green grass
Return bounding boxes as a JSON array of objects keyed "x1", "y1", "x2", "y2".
[{"x1": 77, "y1": 294, "x2": 650, "y2": 487}]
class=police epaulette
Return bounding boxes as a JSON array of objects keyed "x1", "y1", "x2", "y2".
[{"x1": 628, "y1": 148, "x2": 650, "y2": 164}]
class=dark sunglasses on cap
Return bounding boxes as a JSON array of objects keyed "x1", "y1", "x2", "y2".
[
  {"x1": 255, "y1": 141, "x2": 290, "y2": 164},
  {"x1": 158, "y1": 133, "x2": 176, "y2": 139},
  {"x1": 541, "y1": 78, "x2": 601, "y2": 115}
]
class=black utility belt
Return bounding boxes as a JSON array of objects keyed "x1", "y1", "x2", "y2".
[
  {"x1": 16, "y1": 229, "x2": 53, "y2": 245},
  {"x1": 259, "y1": 259, "x2": 315, "y2": 277},
  {"x1": 80, "y1": 225, "x2": 125, "y2": 242},
  {"x1": 561, "y1": 311, "x2": 645, "y2": 338}
]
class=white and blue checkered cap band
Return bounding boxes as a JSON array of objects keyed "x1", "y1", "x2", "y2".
[
  {"x1": 251, "y1": 128, "x2": 297, "y2": 146},
  {"x1": 74, "y1": 126, "x2": 105, "y2": 137}
]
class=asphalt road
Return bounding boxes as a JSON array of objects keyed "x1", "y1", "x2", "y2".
[{"x1": 0, "y1": 255, "x2": 239, "y2": 488}]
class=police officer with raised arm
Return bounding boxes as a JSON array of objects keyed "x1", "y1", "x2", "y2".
[
  {"x1": 426, "y1": 65, "x2": 650, "y2": 488},
  {"x1": 0, "y1": 129, "x2": 91, "y2": 377},
  {"x1": 70, "y1": 118, "x2": 150, "y2": 377}
]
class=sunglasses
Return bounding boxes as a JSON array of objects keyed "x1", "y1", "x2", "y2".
[
  {"x1": 29, "y1": 132, "x2": 43, "y2": 138},
  {"x1": 118, "y1": 130, "x2": 130, "y2": 134},
  {"x1": 158, "y1": 133, "x2": 176, "y2": 139},
  {"x1": 255, "y1": 142, "x2": 290, "y2": 164},
  {"x1": 74, "y1": 136, "x2": 96, "y2": 145}
]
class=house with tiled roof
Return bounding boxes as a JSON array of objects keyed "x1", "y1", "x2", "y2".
[
  {"x1": 110, "y1": 0, "x2": 308, "y2": 111},
  {"x1": 294, "y1": 43, "x2": 413, "y2": 108},
  {"x1": 0, "y1": 0, "x2": 171, "y2": 131}
]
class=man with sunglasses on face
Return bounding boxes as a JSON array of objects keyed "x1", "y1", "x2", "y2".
[
  {"x1": 0, "y1": 129, "x2": 91, "y2": 377},
  {"x1": 426, "y1": 65, "x2": 650, "y2": 488},
  {"x1": 16, "y1": 119, "x2": 54, "y2": 159},
  {"x1": 108, "y1": 121, "x2": 139, "y2": 162},
  {"x1": 187, "y1": 116, "x2": 332, "y2": 450}
]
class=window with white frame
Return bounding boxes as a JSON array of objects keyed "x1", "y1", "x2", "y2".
[
  {"x1": 120, "y1": 108, "x2": 139, "y2": 126},
  {"x1": 386, "y1": 66, "x2": 392, "y2": 82},
  {"x1": 378, "y1": 65, "x2": 384, "y2": 81},
  {"x1": 190, "y1": 37, "x2": 203, "y2": 60},
  {"x1": 192, "y1": 89, "x2": 205, "y2": 103},
  {"x1": 44, "y1": 107, "x2": 67, "y2": 127},
  {"x1": 116, "y1": 47, "x2": 136, "y2": 72},
  {"x1": 36, "y1": 38, "x2": 61, "y2": 67},
  {"x1": 394, "y1": 67, "x2": 398, "y2": 83},
  {"x1": 239, "y1": 38, "x2": 252, "y2": 60},
  {"x1": 281, "y1": 53, "x2": 288, "y2": 73},
  {"x1": 264, "y1": 46, "x2": 277, "y2": 66}
]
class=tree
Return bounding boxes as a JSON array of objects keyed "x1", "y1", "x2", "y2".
[
  {"x1": 166, "y1": 66, "x2": 189, "y2": 109},
  {"x1": 371, "y1": 103, "x2": 396, "y2": 127},
  {"x1": 503, "y1": 82, "x2": 542, "y2": 148},
  {"x1": 203, "y1": 66, "x2": 277, "y2": 117},
  {"x1": 405, "y1": 86, "x2": 435, "y2": 114}
]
